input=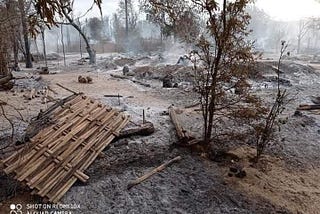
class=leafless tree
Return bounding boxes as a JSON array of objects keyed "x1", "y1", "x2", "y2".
[
  {"x1": 31, "y1": 0, "x2": 101, "y2": 64},
  {"x1": 254, "y1": 41, "x2": 289, "y2": 161},
  {"x1": 297, "y1": 19, "x2": 310, "y2": 54}
]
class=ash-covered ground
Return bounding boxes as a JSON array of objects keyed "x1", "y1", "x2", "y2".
[{"x1": 1, "y1": 52, "x2": 320, "y2": 214}]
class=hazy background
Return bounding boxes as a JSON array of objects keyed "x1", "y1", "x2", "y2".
[{"x1": 73, "y1": 0, "x2": 320, "y2": 21}]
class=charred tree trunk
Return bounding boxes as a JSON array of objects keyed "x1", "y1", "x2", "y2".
[
  {"x1": 12, "y1": 38, "x2": 19, "y2": 71},
  {"x1": 6, "y1": 0, "x2": 20, "y2": 71},
  {"x1": 62, "y1": 9, "x2": 95, "y2": 64},
  {"x1": 0, "y1": 70, "x2": 13, "y2": 90},
  {"x1": 0, "y1": 50, "x2": 9, "y2": 76},
  {"x1": 297, "y1": 36, "x2": 301, "y2": 54},
  {"x1": 18, "y1": 0, "x2": 33, "y2": 68},
  {"x1": 125, "y1": 0, "x2": 129, "y2": 39},
  {"x1": 61, "y1": 24, "x2": 66, "y2": 66},
  {"x1": 41, "y1": 28, "x2": 47, "y2": 67}
]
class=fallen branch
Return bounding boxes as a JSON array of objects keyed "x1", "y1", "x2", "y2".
[
  {"x1": 185, "y1": 102, "x2": 200, "y2": 109},
  {"x1": 131, "y1": 79, "x2": 151, "y2": 87},
  {"x1": 56, "y1": 83, "x2": 78, "y2": 94},
  {"x1": 110, "y1": 74, "x2": 151, "y2": 87},
  {"x1": 104, "y1": 94, "x2": 123, "y2": 98},
  {"x1": 311, "y1": 97, "x2": 320, "y2": 105},
  {"x1": 127, "y1": 156, "x2": 182, "y2": 189},
  {"x1": 271, "y1": 65, "x2": 284, "y2": 74},
  {"x1": 297, "y1": 104, "x2": 320, "y2": 111},
  {"x1": 110, "y1": 74, "x2": 127, "y2": 80},
  {"x1": 24, "y1": 94, "x2": 78, "y2": 141}
]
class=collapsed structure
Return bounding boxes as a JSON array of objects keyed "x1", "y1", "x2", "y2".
[{"x1": 1, "y1": 94, "x2": 130, "y2": 203}]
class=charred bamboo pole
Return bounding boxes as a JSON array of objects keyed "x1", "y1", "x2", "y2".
[
  {"x1": 127, "y1": 156, "x2": 181, "y2": 189},
  {"x1": 104, "y1": 94, "x2": 123, "y2": 98},
  {"x1": 110, "y1": 74, "x2": 151, "y2": 87},
  {"x1": 56, "y1": 83, "x2": 78, "y2": 95}
]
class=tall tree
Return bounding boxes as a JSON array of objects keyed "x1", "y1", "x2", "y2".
[
  {"x1": 246, "y1": 5, "x2": 271, "y2": 45},
  {"x1": 18, "y1": 0, "x2": 33, "y2": 68},
  {"x1": 40, "y1": 26, "x2": 47, "y2": 67},
  {"x1": 6, "y1": 0, "x2": 20, "y2": 71},
  {"x1": 118, "y1": 0, "x2": 138, "y2": 32},
  {"x1": 60, "y1": 3, "x2": 96, "y2": 64},
  {"x1": 297, "y1": 19, "x2": 310, "y2": 54},
  {"x1": 0, "y1": 0, "x2": 20, "y2": 76}
]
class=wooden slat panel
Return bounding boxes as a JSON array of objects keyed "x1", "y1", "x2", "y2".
[
  {"x1": 19, "y1": 108, "x2": 105, "y2": 185},
  {"x1": 2, "y1": 94, "x2": 130, "y2": 203}
]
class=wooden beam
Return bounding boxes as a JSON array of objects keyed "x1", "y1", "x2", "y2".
[
  {"x1": 127, "y1": 156, "x2": 182, "y2": 189},
  {"x1": 118, "y1": 122, "x2": 154, "y2": 138},
  {"x1": 168, "y1": 107, "x2": 195, "y2": 144},
  {"x1": 297, "y1": 104, "x2": 320, "y2": 111}
]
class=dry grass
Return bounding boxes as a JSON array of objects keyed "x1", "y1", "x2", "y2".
[{"x1": 225, "y1": 146, "x2": 320, "y2": 214}]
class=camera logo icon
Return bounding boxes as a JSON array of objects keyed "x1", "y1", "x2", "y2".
[{"x1": 10, "y1": 204, "x2": 23, "y2": 214}]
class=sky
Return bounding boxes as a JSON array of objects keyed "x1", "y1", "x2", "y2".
[
  {"x1": 73, "y1": 0, "x2": 320, "y2": 21},
  {"x1": 256, "y1": 0, "x2": 320, "y2": 21}
]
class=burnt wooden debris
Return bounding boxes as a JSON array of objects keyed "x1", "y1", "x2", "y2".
[
  {"x1": 0, "y1": 73, "x2": 14, "y2": 90},
  {"x1": 1, "y1": 94, "x2": 130, "y2": 203},
  {"x1": 127, "y1": 156, "x2": 181, "y2": 189},
  {"x1": 311, "y1": 96, "x2": 320, "y2": 105},
  {"x1": 110, "y1": 74, "x2": 151, "y2": 87},
  {"x1": 118, "y1": 121, "x2": 155, "y2": 139},
  {"x1": 297, "y1": 104, "x2": 320, "y2": 111},
  {"x1": 168, "y1": 106, "x2": 195, "y2": 145}
]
